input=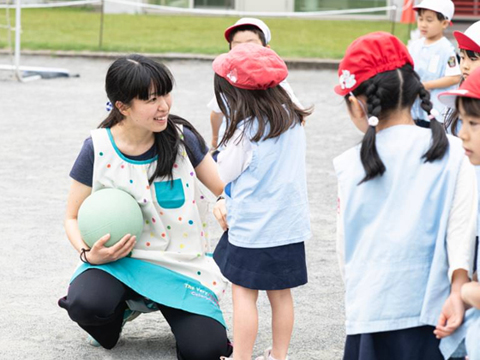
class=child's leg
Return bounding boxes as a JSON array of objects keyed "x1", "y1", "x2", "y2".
[
  {"x1": 266, "y1": 289, "x2": 294, "y2": 360},
  {"x1": 232, "y1": 283, "x2": 259, "y2": 360}
]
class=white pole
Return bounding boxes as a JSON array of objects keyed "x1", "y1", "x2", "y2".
[
  {"x1": 13, "y1": 0, "x2": 40, "y2": 82},
  {"x1": 14, "y1": 0, "x2": 21, "y2": 80}
]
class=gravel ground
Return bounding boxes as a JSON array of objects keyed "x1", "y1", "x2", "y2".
[{"x1": 0, "y1": 54, "x2": 362, "y2": 360}]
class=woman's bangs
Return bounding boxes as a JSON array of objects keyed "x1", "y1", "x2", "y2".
[{"x1": 149, "y1": 64, "x2": 174, "y2": 98}]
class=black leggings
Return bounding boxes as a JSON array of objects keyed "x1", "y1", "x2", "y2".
[{"x1": 58, "y1": 269, "x2": 232, "y2": 360}]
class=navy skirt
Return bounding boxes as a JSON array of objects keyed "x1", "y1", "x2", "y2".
[
  {"x1": 213, "y1": 231, "x2": 307, "y2": 290},
  {"x1": 343, "y1": 326, "x2": 445, "y2": 360}
]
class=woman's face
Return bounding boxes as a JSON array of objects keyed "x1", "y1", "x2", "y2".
[
  {"x1": 123, "y1": 91, "x2": 172, "y2": 133},
  {"x1": 458, "y1": 101, "x2": 480, "y2": 165},
  {"x1": 460, "y1": 50, "x2": 480, "y2": 80}
]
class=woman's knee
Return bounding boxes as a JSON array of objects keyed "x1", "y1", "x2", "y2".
[
  {"x1": 59, "y1": 294, "x2": 120, "y2": 326},
  {"x1": 177, "y1": 337, "x2": 231, "y2": 360}
]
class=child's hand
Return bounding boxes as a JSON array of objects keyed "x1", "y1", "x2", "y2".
[
  {"x1": 86, "y1": 234, "x2": 137, "y2": 265},
  {"x1": 213, "y1": 199, "x2": 228, "y2": 231},
  {"x1": 461, "y1": 282, "x2": 480, "y2": 309},
  {"x1": 434, "y1": 292, "x2": 465, "y2": 339}
]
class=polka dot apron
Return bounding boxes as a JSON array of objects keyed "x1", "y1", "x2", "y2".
[{"x1": 70, "y1": 127, "x2": 228, "y2": 326}]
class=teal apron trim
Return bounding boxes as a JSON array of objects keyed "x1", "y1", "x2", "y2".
[{"x1": 71, "y1": 257, "x2": 226, "y2": 327}]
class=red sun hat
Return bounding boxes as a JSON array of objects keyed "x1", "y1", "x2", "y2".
[
  {"x1": 212, "y1": 43, "x2": 288, "y2": 90},
  {"x1": 334, "y1": 32, "x2": 414, "y2": 97},
  {"x1": 454, "y1": 21, "x2": 480, "y2": 54},
  {"x1": 439, "y1": 67, "x2": 480, "y2": 109}
]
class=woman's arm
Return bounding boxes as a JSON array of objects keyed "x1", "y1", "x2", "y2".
[
  {"x1": 195, "y1": 153, "x2": 225, "y2": 197},
  {"x1": 65, "y1": 179, "x2": 136, "y2": 264}
]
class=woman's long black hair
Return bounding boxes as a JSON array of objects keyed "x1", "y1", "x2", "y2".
[
  {"x1": 99, "y1": 54, "x2": 207, "y2": 184},
  {"x1": 347, "y1": 63, "x2": 448, "y2": 184},
  {"x1": 214, "y1": 74, "x2": 312, "y2": 147}
]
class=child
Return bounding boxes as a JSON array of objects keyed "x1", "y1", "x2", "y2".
[
  {"x1": 58, "y1": 54, "x2": 233, "y2": 359},
  {"x1": 408, "y1": 0, "x2": 461, "y2": 128},
  {"x1": 444, "y1": 20, "x2": 480, "y2": 134},
  {"x1": 444, "y1": 20, "x2": 480, "y2": 303},
  {"x1": 334, "y1": 32, "x2": 476, "y2": 360},
  {"x1": 439, "y1": 67, "x2": 480, "y2": 359},
  {"x1": 211, "y1": 43, "x2": 311, "y2": 360},
  {"x1": 207, "y1": 17, "x2": 302, "y2": 159}
]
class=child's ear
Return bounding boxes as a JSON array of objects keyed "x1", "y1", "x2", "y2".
[
  {"x1": 442, "y1": 20, "x2": 450, "y2": 30},
  {"x1": 348, "y1": 96, "x2": 365, "y2": 119},
  {"x1": 266, "y1": 44, "x2": 271, "y2": 49}
]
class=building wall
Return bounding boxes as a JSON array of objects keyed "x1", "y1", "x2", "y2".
[{"x1": 235, "y1": 0, "x2": 294, "y2": 12}]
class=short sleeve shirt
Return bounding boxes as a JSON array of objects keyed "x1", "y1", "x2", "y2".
[
  {"x1": 70, "y1": 127, "x2": 208, "y2": 187},
  {"x1": 408, "y1": 36, "x2": 461, "y2": 121}
]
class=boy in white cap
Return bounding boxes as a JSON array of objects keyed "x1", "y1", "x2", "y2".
[
  {"x1": 408, "y1": 0, "x2": 462, "y2": 128},
  {"x1": 207, "y1": 18, "x2": 302, "y2": 158}
]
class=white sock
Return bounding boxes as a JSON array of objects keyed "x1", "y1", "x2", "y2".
[{"x1": 268, "y1": 354, "x2": 288, "y2": 360}]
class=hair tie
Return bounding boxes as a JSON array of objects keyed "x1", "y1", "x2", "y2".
[
  {"x1": 428, "y1": 108, "x2": 439, "y2": 120},
  {"x1": 80, "y1": 248, "x2": 91, "y2": 264},
  {"x1": 106, "y1": 101, "x2": 113, "y2": 112},
  {"x1": 368, "y1": 116, "x2": 379, "y2": 127}
]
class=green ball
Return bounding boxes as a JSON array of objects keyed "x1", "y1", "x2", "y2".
[{"x1": 78, "y1": 188, "x2": 144, "y2": 248}]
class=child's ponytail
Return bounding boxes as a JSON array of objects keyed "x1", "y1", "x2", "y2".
[
  {"x1": 359, "y1": 83, "x2": 386, "y2": 184},
  {"x1": 348, "y1": 64, "x2": 449, "y2": 184},
  {"x1": 418, "y1": 87, "x2": 449, "y2": 162}
]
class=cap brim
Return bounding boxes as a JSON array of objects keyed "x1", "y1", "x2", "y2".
[
  {"x1": 224, "y1": 23, "x2": 260, "y2": 43},
  {"x1": 334, "y1": 84, "x2": 349, "y2": 96},
  {"x1": 454, "y1": 31, "x2": 480, "y2": 53},
  {"x1": 212, "y1": 53, "x2": 229, "y2": 76},
  {"x1": 412, "y1": 5, "x2": 451, "y2": 20},
  {"x1": 438, "y1": 89, "x2": 473, "y2": 109}
]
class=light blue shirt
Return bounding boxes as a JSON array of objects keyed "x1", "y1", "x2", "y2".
[
  {"x1": 226, "y1": 121, "x2": 311, "y2": 248},
  {"x1": 334, "y1": 125, "x2": 464, "y2": 334},
  {"x1": 409, "y1": 37, "x2": 460, "y2": 122}
]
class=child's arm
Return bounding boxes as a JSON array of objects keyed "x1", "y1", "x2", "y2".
[
  {"x1": 210, "y1": 111, "x2": 224, "y2": 149},
  {"x1": 424, "y1": 52, "x2": 462, "y2": 90},
  {"x1": 65, "y1": 179, "x2": 136, "y2": 264},
  {"x1": 336, "y1": 186, "x2": 345, "y2": 283},
  {"x1": 423, "y1": 75, "x2": 462, "y2": 91},
  {"x1": 446, "y1": 157, "x2": 477, "y2": 281},
  {"x1": 434, "y1": 269, "x2": 469, "y2": 339},
  {"x1": 217, "y1": 128, "x2": 253, "y2": 185},
  {"x1": 434, "y1": 158, "x2": 478, "y2": 338},
  {"x1": 461, "y1": 281, "x2": 480, "y2": 309}
]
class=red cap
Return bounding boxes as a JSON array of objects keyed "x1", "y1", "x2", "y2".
[
  {"x1": 212, "y1": 43, "x2": 288, "y2": 90},
  {"x1": 334, "y1": 32, "x2": 414, "y2": 96},
  {"x1": 455, "y1": 31, "x2": 480, "y2": 53},
  {"x1": 454, "y1": 21, "x2": 480, "y2": 54},
  {"x1": 439, "y1": 67, "x2": 480, "y2": 109}
]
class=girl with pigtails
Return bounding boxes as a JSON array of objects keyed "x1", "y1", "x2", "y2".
[{"x1": 333, "y1": 32, "x2": 477, "y2": 360}]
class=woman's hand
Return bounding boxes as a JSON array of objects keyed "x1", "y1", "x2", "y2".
[
  {"x1": 434, "y1": 293, "x2": 465, "y2": 339},
  {"x1": 85, "y1": 233, "x2": 137, "y2": 265},
  {"x1": 213, "y1": 199, "x2": 228, "y2": 231}
]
